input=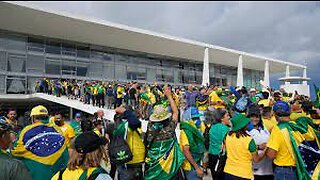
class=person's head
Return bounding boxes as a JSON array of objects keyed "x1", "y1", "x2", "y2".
[
  {"x1": 75, "y1": 113, "x2": 81, "y2": 122},
  {"x1": 7, "y1": 108, "x2": 17, "y2": 121},
  {"x1": 199, "y1": 87, "x2": 206, "y2": 94},
  {"x1": 30, "y1": 105, "x2": 49, "y2": 124},
  {"x1": 211, "y1": 108, "x2": 230, "y2": 125},
  {"x1": 273, "y1": 101, "x2": 291, "y2": 122},
  {"x1": 68, "y1": 131, "x2": 107, "y2": 171},
  {"x1": 0, "y1": 116, "x2": 14, "y2": 150},
  {"x1": 54, "y1": 112, "x2": 64, "y2": 126},
  {"x1": 93, "y1": 119, "x2": 103, "y2": 131},
  {"x1": 301, "y1": 101, "x2": 314, "y2": 114},
  {"x1": 273, "y1": 92, "x2": 282, "y2": 101},
  {"x1": 229, "y1": 114, "x2": 250, "y2": 138},
  {"x1": 248, "y1": 105, "x2": 263, "y2": 129},
  {"x1": 262, "y1": 107, "x2": 272, "y2": 118},
  {"x1": 96, "y1": 110, "x2": 104, "y2": 119},
  {"x1": 81, "y1": 118, "x2": 93, "y2": 132},
  {"x1": 249, "y1": 88, "x2": 256, "y2": 97},
  {"x1": 190, "y1": 106, "x2": 202, "y2": 121},
  {"x1": 150, "y1": 105, "x2": 172, "y2": 124},
  {"x1": 262, "y1": 91, "x2": 269, "y2": 99}
]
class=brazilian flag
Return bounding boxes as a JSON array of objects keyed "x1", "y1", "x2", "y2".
[
  {"x1": 314, "y1": 84, "x2": 320, "y2": 108},
  {"x1": 11, "y1": 121, "x2": 69, "y2": 180}
]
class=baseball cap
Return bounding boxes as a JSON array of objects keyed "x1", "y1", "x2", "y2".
[
  {"x1": 30, "y1": 105, "x2": 48, "y2": 117},
  {"x1": 74, "y1": 131, "x2": 107, "y2": 154},
  {"x1": 273, "y1": 101, "x2": 290, "y2": 116},
  {"x1": 75, "y1": 113, "x2": 81, "y2": 118}
]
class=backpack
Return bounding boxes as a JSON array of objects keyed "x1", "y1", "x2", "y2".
[
  {"x1": 109, "y1": 123, "x2": 133, "y2": 165},
  {"x1": 234, "y1": 96, "x2": 249, "y2": 113},
  {"x1": 204, "y1": 123, "x2": 211, "y2": 150}
]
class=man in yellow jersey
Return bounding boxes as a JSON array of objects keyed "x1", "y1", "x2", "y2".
[
  {"x1": 113, "y1": 105, "x2": 145, "y2": 180},
  {"x1": 54, "y1": 112, "x2": 75, "y2": 147},
  {"x1": 261, "y1": 107, "x2": 277, "y2": 133},
  {"x1": 266, "y1": 101, "x2": 309, "y2": 180}
]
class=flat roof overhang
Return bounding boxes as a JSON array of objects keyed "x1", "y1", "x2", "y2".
[{"x1": 0, "y1": 1, "x2": 306, "y2": 73}]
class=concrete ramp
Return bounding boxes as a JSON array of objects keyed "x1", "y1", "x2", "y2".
[{"x1": 0, "y1": 93, "x2": 115, "y2": 120}]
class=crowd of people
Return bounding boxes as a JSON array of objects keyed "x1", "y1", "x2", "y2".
[{"x1": 1, "y1": 78, "x2": 319, "y2": 180}]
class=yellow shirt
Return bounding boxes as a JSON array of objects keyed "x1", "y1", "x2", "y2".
[
  {"x1": 6, "y1": 118, "x2": 17, "y2": 126},
  {"x1": 258, "y1": 99, "x2": 271, "y2": 107},
  {"x1": 117, "y1": 87, "x2": 125, "y2": 99},
  {"x1": 58, "y1": 123, "x2": 75, "y2": 147},
  {"x1": 126, "y1": 128, "x2": 145, "y2": 164},
  {"x1": 51, "y1": 167, "x2": 99, "y2": 180},
  {"x1": 224, "y1": 134, "x2": 256, "y2": 179},
  {"x1": 290, "y1": 112, "x2": 310, "y2": 121},
  {"x1": 262, "y1": 116, "x2": 277, "y2": 132},
  {"x1": 209, "y1": 91, "x2": 225, "y2": 109},
  {"x1": 179, "y1": 121, "x2": 205, "y2": 171},
  {"x1": 267, "y1": 124, "x2": 305, "y2": 166}
]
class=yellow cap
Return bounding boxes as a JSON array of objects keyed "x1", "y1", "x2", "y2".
[{"x1": 30, "y1": 105, "x2": 48, "y2": 117}]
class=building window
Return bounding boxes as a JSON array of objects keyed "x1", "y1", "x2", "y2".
[
  {"x1": 27, "y1": 37, "x2": 44, "y2": 53},
  {"x1": 7, "y1": 53, "x2": 26, "y2": 72},
  {"x1": 45, "y1": 57, "x2": 61, "y2": 75},
  {"x1": 46, "y1": 40, "x2": 61, "y2": 55},
  {"x1": 27, "y1": 54, "x2": 44, "y2": 74}
]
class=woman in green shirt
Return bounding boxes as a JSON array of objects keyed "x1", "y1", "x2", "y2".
[{"x1": 208, "y1": 108, "x2": 230, "y2": 180}]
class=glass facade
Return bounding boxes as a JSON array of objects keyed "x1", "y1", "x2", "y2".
[{"x1": 0, "y1": 30, "x2": 262, "y2": 94}]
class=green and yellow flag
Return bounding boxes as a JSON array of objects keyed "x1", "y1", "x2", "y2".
[
  {"x1": 11, "y1": 121, "x2": 69, "y2": 180},
  {"x1": 314, "y1": 84, "x2": 320, "y2": 108},
  {"x1": 144, "y1": 138, "x2": 185, "y2": 180}
]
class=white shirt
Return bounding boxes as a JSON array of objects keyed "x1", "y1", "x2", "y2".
[{"x1": 248, "y1": 127, "x2": 273, "y2": 176}]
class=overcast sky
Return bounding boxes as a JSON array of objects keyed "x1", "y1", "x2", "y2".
[{"x1": 22, "y1": 1, "x2": 320, "y2": 98}]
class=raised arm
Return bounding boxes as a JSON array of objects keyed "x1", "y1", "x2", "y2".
[{"x1": 164, "y1": 85, "x2": 178, "y2": 122}]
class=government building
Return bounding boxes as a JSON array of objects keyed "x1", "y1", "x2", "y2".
[{"x1": 0, "y1": 1, "x2": 309, "y2": 96}]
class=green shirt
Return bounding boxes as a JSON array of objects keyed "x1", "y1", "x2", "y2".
[
  {"x1": 209, "y1": 123, "x2": 229, "y2": 155},
  {"x1": 69, "y1": 120, "x2": 82, "y2": 136}
]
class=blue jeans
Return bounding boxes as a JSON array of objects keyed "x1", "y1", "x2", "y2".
[
  {"x1": 184, "y1": 169, "x2": 198, "y2": 180},
  {"x1": 274, "y1": 166, "x2": 297, "y2": 180}
]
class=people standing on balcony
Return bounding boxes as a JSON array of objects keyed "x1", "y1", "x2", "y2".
[
  {"x1": 128, "y1": 82, "x2": 138, "y2": 108},
  {"x1": 84, "y1": 82, "x2": 92, "y2": 104},
  {"x1": 106, "y1": 84, "x2": 115, "y2": 109},
  {"x1": 97, "y1": 82, "x2": 106, "y2": 108},
  {"x1": 55, "y1": 80, "x2": 62, "y2": 97},
  {"x1": 92, "y1": 81, "x2": 98, "y2": 106},
  {"x1": 116, "y1": 84, "x2": 126, "y2": 107}
]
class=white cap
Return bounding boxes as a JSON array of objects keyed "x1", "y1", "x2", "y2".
[{"x1": 250, "y1": 88, "x2": 256, "y2": 92}]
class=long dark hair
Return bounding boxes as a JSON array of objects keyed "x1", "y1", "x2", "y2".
[{"x1": 228, "y1": 127, "x2": 249, "y2": 138}]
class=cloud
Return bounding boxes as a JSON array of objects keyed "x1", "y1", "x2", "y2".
[{"x1": 23, "y1": 1, "x2": 320, "y2": 95}]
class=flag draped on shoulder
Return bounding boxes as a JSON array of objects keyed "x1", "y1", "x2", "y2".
[{"x1": 11, "y1": 121, "x2": 69, "y2": 180}]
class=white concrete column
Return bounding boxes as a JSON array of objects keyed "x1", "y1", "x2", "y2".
[
  {"x1": 236, "y1": 55, "x2": 243, "y2": 87},
  {"x1": 285, "y1": 64, "x2": 290, "y2": 85},
  {"x1": 303, "y1": 67, "x2": 307, "y2": 85},
  {"x1": 202, "y1": 48, "x2": 210, "y2": 86},
  {"x1": 264, "y1": 60, "x2": 270, "y2": 87}
]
